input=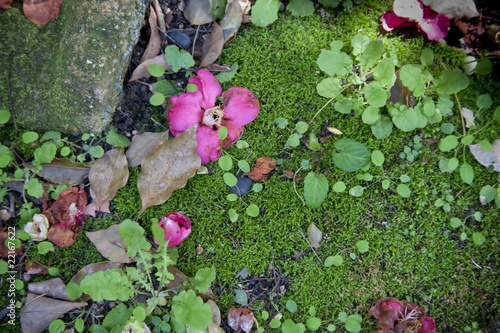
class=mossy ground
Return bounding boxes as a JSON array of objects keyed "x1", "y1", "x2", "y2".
[{"x1": 1, "y1": 0, "x2": 499, "y2": 332}]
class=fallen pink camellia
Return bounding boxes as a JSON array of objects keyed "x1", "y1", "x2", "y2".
[
  {"x1": 369, "y1": 297, "x2": 436, "y2": 333},
  {"x1": 167, "y1": 69, "x2": 260, "y2": 163},
  {"x1": 155, "y1": 212, "x2": 192, "y2": 247},
  {"x1": 380, "y1": 0, "x2": 450, "y2": 41}
]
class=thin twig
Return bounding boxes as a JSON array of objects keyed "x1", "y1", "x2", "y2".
[
  {"x1": 308, "y1": 85, "x2": 350, "y2": 126},
  {"x1": 471, "y1": 257, "x2": 482, "y2": 269},
  {"x1": 151, "y1": 116, "x2": 168, "y2": 130},
  {"x1": 192, "y1": 25, "x2": 200, "y2": 57},
  {"x1": 298, "y1": 229, "x2": 324, "y2": 265}
]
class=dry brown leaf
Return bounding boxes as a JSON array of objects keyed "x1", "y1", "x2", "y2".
[
  {"x1": 151, "y1": 0, "x2": 166, "y2": 32},
  {"x1": 199, "y1": 22, "x2": 224, "y2": 68},
  {"x1": 89, "y1": 148, "x2": 129, "y2": 206},
  {"x1": 243, "y1": 157, "x2": 277, "y2": 182},
  {"x1": 307, "y1": 222, "x2": 322, "y2": 249},
  {"x1": 227, "y1": 307, "x2": 254, "y2": 333},
  {"x1": 140, "y1": 5, "x2": 162, "y2": 63},
  {"x1": 220, "y1": 0, "x2": 243, "y2": 43},
  {"x1": 137, "y1": 126, "x2": 201, "y2": 217},
  {"x1": 208, "y1": 299, "x2": 221, "y2": 333},
  {"x1": 165, "y1": 265, "x2": 215, "y2": 299},
  {"x1": 25, "y1": 259, "x2": 49, "y2": 275},
  {"x1": 469, "y1": 139, "x2": 500, "y2": 172},
  {"x1": 283, "y1": 169, "x2": 295, "y2": 179},
  {"x1": 27, "y1": 278, "x2": 73, "y2": 301},
  {"x1": 70, "y1": 262, "x2": 123, "y2": 287},
  {"x1": 83, "y1": 201, "x2": 111, "y2": 217},
  {"x1": 126, "y1": 131, "x2": 170, "y2": 167},
  {"x1": 85, "y1": 225, "x2": 136, "y2": 263},
  {"x1": 21, "y1": 292, "x2": 87, "y2": 333},
  {"x1": 25, "y1": 158, "x2": 91, "y2": 186},
  {"x1": 129, "y1": 54, "x2": 172, "y2": 82},
  {"x1": 388, "y1": 73, "x2": 414, "y2": 107},
  {"x1": 23, "y1": 0, "x2": 64, "y2": 25},
  {"x1": 183, "y1": 0, "x2": 213, "y2": 25}
]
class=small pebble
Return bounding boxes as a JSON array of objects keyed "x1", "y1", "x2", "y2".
[
  {"x1": 228, "y1": 175, "x2": 252, "y2": 196},
  {"x1": 168, "y1": 31, "x2": 190, "y2": 49}
]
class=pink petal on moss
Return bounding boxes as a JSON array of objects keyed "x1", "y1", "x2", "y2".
[
  {"x1": 189, "y1": 69, "x2": 222, "y2": 110},
  {"x1": 222, "y1": 87, "x2": 260, "y2": 127},
  {"x1": 196, "y1": 125, "x2": 222, "y2": 164},
  {"x1": 221, "y1": 122, "x2": 244, "y2": 149},
  {"x1": 419, "y1": 9, "x2": 449, "y2": 40},
  {"x1": 418, "y1": 317, "x2": 436, "y2": 333},
  {"x1": 167, "y1": 91, "x2": 203, "y2": 136},
  {"x1": 158, "y1": 213, "x2": 192, "y2": 247},
  {"x1": 381, "y1": 11, "x2": 411, "y2": 31}
]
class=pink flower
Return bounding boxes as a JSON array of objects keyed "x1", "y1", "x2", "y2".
[
  {"x1": 419, "y1": 316, "x2": 436, "y2": 333},
  {"x1": 167, "y1": 69, "x2": 260, "y2": 164},
  {"x1": 380, "y1": 0, "x2": 450, "y2": 41},
  {"x1": 155, "y1": 212, "x2": 192, "y2": 247}
]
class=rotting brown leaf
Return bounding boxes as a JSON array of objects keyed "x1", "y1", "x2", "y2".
[
  {"x1": 21, "y1": 292, "x2": 87, "y2": 333},
  {"x1": 137, "y1": 126, "x2": 201, "y2": 217},
  {"x1": 27, "y1": 278, "x2": 73, "y2": 301},
  {"x1": 183, "y1": 0, "x2": 213, "y2": 25},
  {"x1": 84, "y1": 200, "x2": 111, "y2": 217},
  {"x1": 25, "y1": 158, "x2": 91, "y2": 186},
  {"x1": 208, "y1": 299, "x2": 221, "y2": 333},
  {"x1": 220, "y1": 0, "x2": 243, "y2": 43},
  {"x1": 227, "y1": 307, "x2": 254, "y2": 333},
  {"x1": 126, "y1": 131, "x2": 170, "y2": 168},
  {"x1": 140, "y1": 5, "x2": 162, "y2": 64},
  {"x1": 307, "y1": 222, "x2": 322, "y2": 249},
  {"x1": 199, "y1": 22, "x2": 224, "y2": 68},
  {"x1": 243, "y1": 157, "x2": 277, "y2": 182},
  {"x1": 23, "y1": 0, "x2": 64, "y2": 25},
  {"x1": 89, "y1": 148, "x2": 129, "y2": 206},
  {"x1": 86, "y1": 225, "x2": 136, "y2": 263},
  {"x1": 25, "y1": 259, "x2": 49, "y2": 275},
  {"x1": 469, "y1": 139, "x2": 500, "y2": 172},
  {"x1": 129, "y1": 54, "x2": 172, "y2": 82}
]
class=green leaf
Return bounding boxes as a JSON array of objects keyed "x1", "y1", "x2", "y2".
[
  {"x1": 172, "y1": 290, "x2": 212, "y2": 330},
  {"x1": 276, "y1": 117, "x2": 289, "y2": 129},
  {"x1": 246, "y1": 204, "x2": 260, "y2": 217},
  {"x1": 338, "y1": 312, "x2": 348, "y2": 322},
  {"x1": 349, "y1": 185, "x2": 364, "y2": 197},
  {"x1": 450, "y1": 218, "x2": 462, "y2": 228},
  {"x1": 0, "y1": 110, "x2": 10, "y2": 124},
  {"x1": 373, "y1": 59, "x2": 396, "y2": 87},
  {"x1": 286, "y1": 0, "x2": 314, "y2": 16},
  {"x1": 479, "y1": 140, "x2": 492, "y2": 151},
  {"x1": 88, "y1": 145, "x2": 104, "y2": 158},
  {"x1": 0, "y1": 260, "x2": 8, "y2": 274},
  {"x1": 356, "y1": 240, "x2": 369, "y2": 253},
  {"x1": 371, "y1": 117, "x2": 393, "y2": 139},
  {"x1": 223, "y1": 173, "x2": 238, "y2": 187},
  {"x1": 472, "y1": 232, "x2": 485, "y2": 245},
  {"x1": 188, "y1": 266, "x2": 216, "y2": 293},
  {"x1": 119, "y1": 219, "x2": 151, "y2": 257},
  {"x1": 227, "y1": 193, "x2": 238, "y2": 201},
  {"x1": 439, "y1": 135, "x2": 459, "y2": 152},
  {"x1": 252, "y1": 183, "x2": 263, "y2": 192},
  {"x1": 308, "y1": 306, "x2": 316, "y2": 316},
  {"x1": 351, "y1": 33, "x2": 370, "y2": 56},
  {"x1": 237, "y1": 160, "x2": 251, "y2": 173},
  {"x1": 308, "y1": 133, "x2": 321, "y2": 151},
  {"x1": 49, "y1": 319, "x2": 65, "y2": 333},
  {"x1": 218, "y1": 155, "x2": 233, "y2": 171},
  {"x1": 306, "y1": 318, "x2": 322, "y2": 331},
  {"x1": 332, "y1": 139, "x2": 371, "y2": 172},
  {"x1": 317, "y1": 49, "x2": 352, "y2": 76},
  {"x1": 270, "y1": 319, "x2": 281, "y2": 329},
  {"x1": 60, "y1": 147, "x2": 71, "y2": 157},
  {"x1": 216, "y1": 63, "x2": 239, "y2": 83},
  {"x1": 420, "y1": 48, "x2": 434, "y2": 67},
  {"x1": 0, "y1": 144, "x2": 12, "y2": 168},
  {"x1": 304, "y1": 172, "x2": 329, "y2": 209},
  {"x1": 23, "y1": 131, "x2": 39, "y2": 144},
  {"x1": 346, "y1": 314, "x2": 362, "y2": 324},
  {"x1": 362, "y1": 106, "x2": 380, "y2": 125},
  {"x1": 165, "y1": 45, "x2": 195, "y2": 73},
  {"x1": 286, "y1": 300, "x2": 298, "y2": 313},
  {"x1": 460, "y1": 162, "x2": 474, "y2": 184},
  {"x1": 400, "y1": 174, "x2": 411, "y2": 183},
  {"x1": 153, "y1": 80, "x2": 178, "y2": 97},
  {"x1": 359, "y1": 40, "x2": 384, "y2": 70},
  {"x1": 288, "y1": 133, "x2": 300, "y2": 147},
  {"x1": 218, "y1": 126, "x2": 228, "y2": 140},
  {"x1": 461, "y1": 135, "x2": 474, "y2": 145},
  {"x1": 37, "y1": 241, "x2": 53, "y2": 255},
  {"x1": 327, "y1": 324, "x2": 337, "y2": 332},
  {"x1": 479, "y1": 185, "x2": 496, "y2": 203},
  {"x1": 435, "y1": 70, "x2": 470, "y2": 94},
  {"x1": 364, "y1": 81, "x2": 388, "y2": 107},
  {"x1": 317, "y1": 77, "x2": 343, "y2": 98},
  {"x1": 282, "y1": 319, "x2": 299, "y2": 333},
  {"x1": 80, "y1": 268, "x2": 135, "y2": 302},
  {"x1": 34, "y1": 142, "x2": 57, "y2": 163},
  {"x1": 390, "y1": 106, "x2": 418, "y2": 132},
  {"x1": 295, "y1": 121, "x2": 308, "y2": 133},
  {"x1": 397, "y1": 184, "x2": 411, "y2": 198},
  {"x1": 133, "y1": 306, "x2": 146, "y2": 322},
  {"x1": 332, "y1": 181, "x2": 346, "y2": 192},
  {"x1": 251, "y1": 0, "x2": 280, "y2": 27},
  {"x1": 476, "y1": 58, "x2": 492, "y2": 75},
  {"x1": 399, "y1": 65, "x2": 423, "y2": 92},
  {"x1": 447, "y1": 157, "x2": 459, "y2": 170},
  {"x1": 103, "y1": 303, "x2": 132, "y2": 331},
  {"x1": 105, "y1": 127, "x2": 130, "y2": 148},
  {"x1": 228, "y1": 208, "x2": 238, "y2": 222},
  {"x1": 371, "y1": 150, "x2": 384, "y2": 166},
  {"x1": 148, "y1": 64, "x2": 166, "y2": 77},
  {"x1": 150, "y1": 93, "x2": 166, "y2": 106},
  {"x1": 25, "y1": 178, "x2": 44, "y2": 198},
  {"x1": 345, "y1": 318, "x2": 361, "y2": 333},
  {"x1": 75, "y1": 318, "x2": 84, "y2": 333},
  {"x1": 236, "y1": 140, "x2": 249, "y2": 149},
  {"x1": 437, "y1": 94, "x2": 454, "y2": 117},
  {"x1": 441, "y1": 123, "x2": 455, "y2": 134},
  {"x1": 186, "y1": 84, "x2": 198, "y2": 92},
  {"x1": 476, "y1": 94, "x2": 492, "y2": 110},
  {"x1": 66, "y1": 282, "x2": 82, "y2": 299},
  {"x1": 325, "y1": 254, "x2": 343, "y2": 267}
]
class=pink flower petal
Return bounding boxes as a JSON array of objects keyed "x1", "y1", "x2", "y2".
[
  {"x1": 157, "y1": 213, "x2": 192, "y2": 247},
  {"x1": 196, "y1": 125, "x2": 222, "y2": 164},
  {"x1": 381, "y1": 300, "x2": 403, "y2": 313},
  {"x1": 419, "y1": 9, "x2": 449, "y2": 40},
  {"x1": 189, "y1": 69, "x2": 222, "y2": 110},
  {"x1": 221, "y1": 122, "x2": 244, "y2": 149},
  {"x1": 381, "y1": 11, "x2": 412, "y2": 31},
  {"x1": 222, "y1": 87, "x2": 260, "y2": 127},
  {"x1": 167, "y1": 91, "x2": 203, "y2": 136},
  {"x1": 418, "y1": 316, "x2": 436, "y2": 333}
]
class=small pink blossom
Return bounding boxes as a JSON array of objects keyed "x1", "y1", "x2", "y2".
[
  {"x1": 155, "y1": 212, "x2": 192, "y2": 247},
  {"x1": 380, "y1": 0, "x2": 450, "y2": 41},
  {"x1": 167, "y1": 69, "x2": 260, "y2": 164}
]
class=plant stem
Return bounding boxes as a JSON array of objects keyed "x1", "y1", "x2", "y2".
[
  {"x1": 308, "y1": 85, "x2": 350, "y2": 126},
  {"x1": 298, "y1": 229, "x2": 324, "y2": 265},
  {"x1": 453, "y1": 93, "x2": 466, "y2": 136}
]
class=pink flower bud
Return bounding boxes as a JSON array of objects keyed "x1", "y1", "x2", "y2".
[{"x1": 156, "y1": 212, "x2": 192, "y2": 247}]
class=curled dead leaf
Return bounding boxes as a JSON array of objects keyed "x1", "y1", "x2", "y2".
[
  {"x1": 129, "y1": 54, "x2": 172, "y2": 82},
  {"x1": 23, "y1": 0, "x2": 64, "y2": 25},
  {"x1": 243, "y1": 157, "x2": 277, "y2": 182},
  {"x1": 126, "y1": 131, "x2": 170, "y2": 167},
  {"x1": 86, "y1": 225, "x2": 136, "y2": 263},
  {"x1": 220, "y1": 0, "x2": 243, "y2": 43},
  {"x1": 25, "y1": 158, "x2": 91, "y2": 186},
  {"x1": 27, "y1": 278, "x2": 73, "y2": 301},
  {"x1": 183, "y1": 0, "x2": 213, "y2": 25},
  {"x1": 207, "y1": 299, "x2": 221, "y2": 333},
  {"x1": 199, "y1": 22, "x2": 224, "y2": 68},
  {"x1": 140, "y1": 5, "x2": 162, "y2": 63},
  {"x1": 25, "y1": 259, "x2": 50, "y2": 275}
]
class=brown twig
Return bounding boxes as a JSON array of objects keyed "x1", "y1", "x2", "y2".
[{"x1": 298, "y1": 229, "x2": 324, "y2": 265}]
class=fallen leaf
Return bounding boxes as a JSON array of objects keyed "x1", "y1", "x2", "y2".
[
  {"x1": 25, "y1": 259, "x2": 49, "y2": 275},
  {"x1": 140, "y1": 5, "x2": 162, "y2": 63},
  {"x1": 47, "y1": 228, "x2": 78, "y2": 248},
  {"x1": 387, "y1": 73, "x2": 414, "y2": 107},
  {"x1": 126, "y1": 131, "x2": 170, "y2": 168},
  {"x1": 220, "y1": 0, "x2": 243, "y2": 43},
  {"x1": 23, "y1": 0, "x2": 64, "y2": 25},
  {"x1": 151, "y1": 0, "x2": 166, "y2": 32},
  {"x1": 83, "y1": 201, "x2": 111, "y2": 217},
  {"x1": 421, "y1": 0, "x2": 478, "y2": 19},
  {"x1": 25, "y1": 158, "x2": 91, "y2": 186},
  {"x1": 86, "y1": 225, "x2": 136, "y2": 263},
  {"x1": 0, "y1": 227, "x2": 24, "y2": 258},
  {"x1": 21, "y1": 292, "x2": 87, "y2": 333},
  {"x1": 88, "y1": 148, "x2": 129, "y2": 206},
  {"x1": 129, "y1": 54, "x2": 172, "y2": 82},
  {"x1": 469, "y1": 139, "x2": 500, "y2": 172},
  {"x1": 205, "y1": 64, "x2": 232, "y2": 72},
  {"x1": 183, "y1": 0, "x2": 213, "y2": 25},
  {"x1": 243, "y1": 157, "x2": 277, "y2": 182},
  {"x1": 283, "y1": 169, "x2": 295, "y2": 179},
  {"x1": 165, "y1": 265, "x2": 215, "y2": 299},
  {"x1": 235, "y1": 267, "x2": 249, "y2": 279},
  {"x1": 327, "y1": 127, "x2": 343, "y2": 135},
  {"x1": 70, "y1": 262, "x2": 124, "y2": 286},
  {"x1": 199, "y1": 22, "x2": 224, "y2": 68},
  {"x1": 307, "y1": 222, "x2": 322, "y2": 249},
  {"x1": 137, "y1": 126, "x2": 201, "y2": 217},
  {"x1": 462, "y1": 107, "x2": 475, "y2": 128},
  {"x1": 227, "y1": 307, "x2": 254, "y2": 333},
  {"x1": 207, "y1": 299, "x2": 221, "y2": 333},
  {"x1": 27, "y1": 278, "x2": 73, "y2": 301}
]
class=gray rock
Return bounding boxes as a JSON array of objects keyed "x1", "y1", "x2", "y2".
[
  {"x1": 167, "y1": 31, "x2": 191, "y2": 49},
  {"x1": 0, "y1": 0, "x2": 148, "y2": 133}
]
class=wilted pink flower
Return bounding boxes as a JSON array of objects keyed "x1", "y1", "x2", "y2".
[
  {"x1": 380, "y1": 0, "x2": 450, "y2": 41},
  {"x1": 155, "y1": 212, "x2": 192, "y2": 247},
  {"x1": 167, "y1": 69, "x2": 260, "y2": 164}
]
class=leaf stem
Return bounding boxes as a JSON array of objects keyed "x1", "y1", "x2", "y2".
[
  {"x1": 453, "y1": 93, "x2": 466, "y2": 136},
  {"x1": 308, "y1": 85, "x2": 350, "y2": 126}
]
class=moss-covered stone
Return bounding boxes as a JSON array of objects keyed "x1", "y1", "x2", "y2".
[{"x1": 0, "y1": 0, "x2": 147, "y2": 133}]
